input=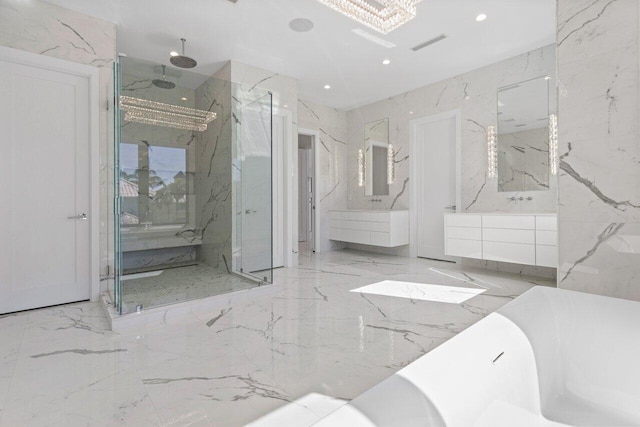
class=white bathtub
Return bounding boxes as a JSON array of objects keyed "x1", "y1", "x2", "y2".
[{"x1": 314, "y1": 287, "x2": 640, "y2": 426}]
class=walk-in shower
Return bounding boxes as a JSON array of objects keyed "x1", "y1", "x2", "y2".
[{"x1": 112, "y1": 56, "x2": 273, "y2": 315}]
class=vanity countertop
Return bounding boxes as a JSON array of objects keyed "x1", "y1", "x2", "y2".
[
  {"x1": 330, "y1": 209, "x2": 408, "y2": 213},
  {"x1": 445, "y1": 212, "x2": 556, "y2": 216}
]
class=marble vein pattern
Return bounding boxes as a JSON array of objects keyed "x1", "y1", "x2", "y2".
[
  {"x1": 346, "y1": 44, "x2": 558, "y2": 215},
  {"x1": 0, "y1": 250, "x2": 553, "y2": 426},
  {"x1": 298, "y1": 100, "x2": 349, "y2": 253},
  {"x1": 195, "y1": 63, "x2": 234, "y2": 270},
  {"x1": 0, "y1": 0, "x2": 117, "y2": 293},
  {"x1": 557, "y1": 0, "x2": 640, "y2": 301}
]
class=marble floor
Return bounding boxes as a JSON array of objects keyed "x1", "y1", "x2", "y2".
[
  {"x1": 0, "y1": 250, "x2": 554, "y2": 426},
  {"x1": 120, "y1": 264, "x2": 260, "y2": 314}
]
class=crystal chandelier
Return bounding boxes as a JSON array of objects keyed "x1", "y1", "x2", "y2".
[
  {"x1": 548, "y1": 114, "x2": 558, "y2": 175},
  {"x1": 316, "y1": 0, "x2": 422, "y2": 34},
  {"x1": 119, "y1": 96, "x2": 216, "y2": 132},
  {"x1": 487, "y1": 126, "x2": 497, "y2": 179},
  {"x1": 387, "y1": 144, "x2": 395, "y2": 184},
  {"x1": 358, "y1": 148, "x2": 365, "y2": 187}
]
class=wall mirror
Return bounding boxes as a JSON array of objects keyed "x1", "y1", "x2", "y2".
[
  {"x1": 497, "y1": 76, "x2": 551, "y2": 192},
  {"x1": 364, "y1": 118, "x2": 390, "y2": 196}
]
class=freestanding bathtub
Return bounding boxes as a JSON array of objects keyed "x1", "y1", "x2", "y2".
[{"x1": 314, "y1": 287, "x2": 640, "y2": 426}]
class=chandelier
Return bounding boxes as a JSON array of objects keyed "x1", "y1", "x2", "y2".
[
  {"x1": 316, "y1": 0, "x2": 422, "y2": 34},
  {"x1": 119, "y1": 96, "x2": 216, "y2": 132}
]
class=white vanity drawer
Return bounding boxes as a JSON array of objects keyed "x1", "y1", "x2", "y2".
[
  {"x1": 341, "y1": 211, "x2": 370, "y2": 222},
  {"x1": 330, "y1": 219, "x2": 368, "y2": 231},
  {"x1": 536, "y1": 216, "x2": 557, "y2": 231},
  {"x1": 446, "y1": 227, "x2": 482, "y2": 241},
  {"x1": 483, "y1": 228, "x2": 535, "y2": 244},
  {"x1": 330, "y1": 228, "x2": 370, "y2": 245},
  {"x1": 536, "y1": 245, "x2": 558, "y2": 268},
  {"x1": 370, "y1": 222, "x2": 390, "y2": 233},
  {"x1": 536, "y1": 230, "x2": 557, "y2": 246},
  {"x1": 369, "y1": 212, "x2": 390, "y2": 223},
  {"x1": 329, "y1": 211, "x2": 343, "y2": 220},
  {"x1": 483, "y1": 241, "x2": 535, "y2": 265},
  {"x1": 482, "y1": 215, "x2": 535, "y2": 230},
  {"x1": 446, "y1": 214, "x2": 481, "y2": 228},
  {"x1": 446, "y1": 239, "x2": 482, "y2": 259},
  {"x1": 371, "y1": 232, "x2": 391, "y2": 247}
]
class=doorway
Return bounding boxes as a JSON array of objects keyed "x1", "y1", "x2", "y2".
[
  {"x1": 410, "y1": 110, "x2": 461, "y2": 262},
  {"x1": 298, "y1": 134, "x2": 315, "y2": 256},
  {"x1": 0, "y1": 47, "x2": 99, "y2": 314}
]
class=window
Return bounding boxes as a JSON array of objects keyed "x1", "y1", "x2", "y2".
[{"x1": 120, "y1": 143, "x2": 188, "y2": 227}]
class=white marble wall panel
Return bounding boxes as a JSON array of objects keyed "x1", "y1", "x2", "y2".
[
  {"x1": 298, "y1": 100, "x2": 349, "y2": 253},
  {"x1": 0, "y1": 0, "x2": 116, "y2": 290},
  {"x1": 195, "y1": 61, "x2": 299, "y2": 271},
  {"x1": 347, "y1": 45, "x2": 557, "y2": 215},
  {"x1": 557, "y1": 0, "x2": 640, "y2": 301},
  {"x1": 195, "y1": 64, "x2": 233, "y2": 271},
  {"x1": 229, "y1": 61, "x2": 299, "y2": 264}
]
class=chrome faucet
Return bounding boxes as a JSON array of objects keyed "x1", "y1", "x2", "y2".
[{"x1": 507, "y1": 196, "x2": 533, "y2": 202}]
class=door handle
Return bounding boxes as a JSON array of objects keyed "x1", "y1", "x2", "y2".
[
  {"x1": 444, "y1": 205, "x2": 456, "y2": 211},
  {"x1": 245, "y1": 209, "x2": 257, "y2": 214},
  {"x1": 68, "y1": 213, "x2": 88, "y2": 220}
]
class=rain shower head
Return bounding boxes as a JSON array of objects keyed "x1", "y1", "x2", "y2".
[
  {"x1": 152, "y1": 65, "x2": 176, "y2": 89},
  {"x1": 170, "y1": 38, "x2": 197, "y2": 69}
]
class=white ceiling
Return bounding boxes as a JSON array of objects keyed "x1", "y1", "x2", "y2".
[{"x1": 43, "y1": 0, "x2": 556, "y2": 110}]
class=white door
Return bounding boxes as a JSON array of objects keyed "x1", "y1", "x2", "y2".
[
  {"x1": 298, "y1": 145, "x2": 314, "y2": 253},
  {"x1": 240, "y1": 106, "x2": 284, "y2": 273},
  {"x1": 413, "y1": 114, "x2": 457, "y2": 262},
  {"x1": 271, "y1": 114, "x2": 284, "y2": 268},
  {"x1": 0, "y1": 55, "x2": 91, "y2": 313}
]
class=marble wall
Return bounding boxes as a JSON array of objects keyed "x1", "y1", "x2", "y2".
[
  {"x1": 498, "y1": 127, "x2": 551, "y2": 192},
  {"x1": 557, "y1": 0, "x2": 640, "y2": 301},
  {"x1": 0, "y1": 0, "x2": 116, "y2": 290},
  {"x1": 195, "y1": 61, "x2": 299, "y2": 271},
  {"x1": 347, "y1": 44, "x2": 557, "y2": 215},
  {"x1": 298, "y1": 100, "x2": 349, "y2": 253},
  {"x1": 195, "y1": 63, "x2": 233, "y2": 271}
]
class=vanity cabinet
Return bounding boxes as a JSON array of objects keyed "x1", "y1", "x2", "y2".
[
  {"x1": 329, "y1": 210, "x2": 409, "y2": 247},
  {"x1": 444, "y1": 214, "x2": 557, "y2": 268}
]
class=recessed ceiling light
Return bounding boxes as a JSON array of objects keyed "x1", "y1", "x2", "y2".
[
  {"x1": 324, "y1": 84, "x2": 331, "y2": 90},
  {"x1": 409, "y1": 111, "x2": 414, "y2": 115},
  {"x1": 284, "y1": 104, "x2": 288, "y2": 108},
  {"x1": 289, "y1": 18, "x2": 314, "y2": 32},
  {"x1": 170, "y1": 51, "x2": 179, "y2": 57},
  {"x1": 475, "y1": 13, "x2": 487, "y2": 22},
  {"x1": 382, "y1": 59, "x2": 391, "y2": 65},
  {"x1": 181, "y1": 97, "x2": 188, "y2": 101}
]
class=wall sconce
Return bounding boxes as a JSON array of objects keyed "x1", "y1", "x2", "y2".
[
  {"x1": 358, "y1": 149, "x2": 365, "y2": 187},
  {"x1": 549, "y1": 113, "x2": 558, "y2": 175},
  {"x1": 387, "y1": 144, "x2": 395, "y2": 185},
  {"x1": 487, "y1": 125, "x2": 497, "y2": 179}
]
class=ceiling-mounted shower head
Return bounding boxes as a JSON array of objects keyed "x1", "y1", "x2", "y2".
[
  {"x1": 170, "y1": 38, "x2": 197, "y2": 69},
  {"x1": 152, "y1": 65, "x2": 176, "y2": 89}
]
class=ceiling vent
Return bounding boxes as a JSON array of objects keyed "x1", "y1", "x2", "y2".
[{"x1": 412, "y1": 34, "x2": 447, "y2": 52}]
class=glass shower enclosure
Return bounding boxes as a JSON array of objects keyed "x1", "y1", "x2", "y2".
[{"x1": 112, "y1": 56, "x2": 272, "y2": 315}]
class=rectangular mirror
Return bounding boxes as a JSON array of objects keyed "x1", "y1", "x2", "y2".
[
  {"x1": 364, "y1": 118, "x2": 389, "y2": 196},
  {"x1": 497, "y1": 76, "x2": 551, "y2": 192}
]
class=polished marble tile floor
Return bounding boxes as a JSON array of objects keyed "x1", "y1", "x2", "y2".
[
  {"x1": 0, "y1": 250, "x2": 554, "y2": 426},
  {"x1": 120, "y1": 264, "x2": 259, "y2": 314}
]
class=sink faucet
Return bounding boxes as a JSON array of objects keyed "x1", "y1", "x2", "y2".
[
  {"x1": 370, "y1": 198, "x2": 382, "y2": 202},
  {"x1": 507, "y1": 196, "x2": 533, "y2": 202}
]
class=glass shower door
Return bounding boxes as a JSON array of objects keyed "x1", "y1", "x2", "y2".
[
  {"x1": 235, "y1": 91, "x2": 273, "y2": 284},
  {"x1": 113, "y1": 58, "x2": 123, "y2": 314}
]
